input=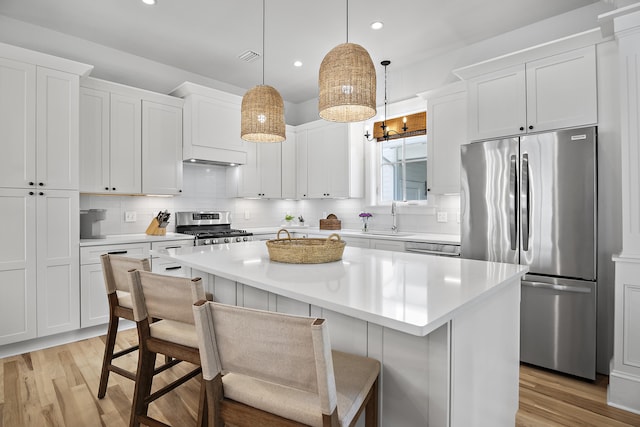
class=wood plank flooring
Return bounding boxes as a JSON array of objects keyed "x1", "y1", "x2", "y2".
[{"x1": 1, "y1": 328, "x2": 640, "y2": 426}]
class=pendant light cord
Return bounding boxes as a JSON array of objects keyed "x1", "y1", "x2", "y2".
[
  {"x1": 346, "y1": 0, "x2": 349, "y2": 43},
  {"x1": 262, "y1": 0, "x2": 265, "y2": 85}
]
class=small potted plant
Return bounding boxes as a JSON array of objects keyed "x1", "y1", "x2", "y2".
[
  {"x1": 359, "y1": 212, "x2": 372, "y2": 232},
  {"x1": 285, "y1": 214, "x2": 295, "y2": 225}
]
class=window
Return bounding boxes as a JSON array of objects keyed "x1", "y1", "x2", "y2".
[{"x1": 379, "y1": 134, "x2": 428, "y2": 202}]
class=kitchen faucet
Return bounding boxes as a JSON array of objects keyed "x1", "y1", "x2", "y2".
[{"x1": 391, "y1": 202, "x2": 398, "y2": 233}]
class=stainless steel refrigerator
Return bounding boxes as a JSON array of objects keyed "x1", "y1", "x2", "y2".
[{"x1": 460, "y1": 126, "x2": 597, "y2": 380}]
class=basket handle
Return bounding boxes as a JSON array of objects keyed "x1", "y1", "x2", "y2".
[
  {"x1": 277, "y1": 229, "x2": 292, "y2": 241},
  {"x1": 326, "y1": 233, "x2": 342, "y2": 244}
]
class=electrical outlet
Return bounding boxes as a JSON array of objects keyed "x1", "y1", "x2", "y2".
[
  {"x1": 125, "y1": 211, "x2": 137, "y2": 222},
  {"x1": 436, "y1": 211, "x2": 448, "y2": 223}
]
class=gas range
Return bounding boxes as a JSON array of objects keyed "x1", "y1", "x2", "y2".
[{"x1": 175, "y1": 211, "x2": 253, "y2": 246}]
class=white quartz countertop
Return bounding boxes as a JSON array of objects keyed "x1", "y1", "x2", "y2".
[
  {"x1": 80, "y1": 232, "x2": 194, "y2": 247},
  {"x1": 153, "y1": 241, "x2": 526, "y2": 336},
  {"x1": 246, "y1": 227, "x2": 461, "y2": 244}
]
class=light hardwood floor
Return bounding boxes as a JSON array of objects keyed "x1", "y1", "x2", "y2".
[{"x1": 2, "y1": 329, "x2": 640, "y2": 426}]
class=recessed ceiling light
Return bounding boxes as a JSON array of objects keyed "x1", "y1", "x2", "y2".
[
  {"x1": 293, "y1": 60, "x2": 303, "y2": 67},
  {"x1": 142, "y1": 0, "x2": 156, "y2": 5},
  {"x1": 371, "y1": 21, "x2": 384, "y2": 30}
]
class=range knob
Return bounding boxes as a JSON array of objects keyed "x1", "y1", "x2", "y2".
[
  {"x1": 203, "y1": 239, "x2": 212, "y2": 245},
  {"x1": 224, "y1": 238, "x2": 230, "y2": 243},
  {"x1": 242, "y1": 236, "x2": 249, "y2": 242},
  {"x1": 236, "y1": 237, "x2": 242, "y2": 242},
  {"x1": 212, "y1": 239, "x2": 219, "y2": 245}
]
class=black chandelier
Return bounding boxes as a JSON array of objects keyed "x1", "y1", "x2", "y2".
[{"x1": 364, "y1": 60, "x2": 408, "y2": 141}]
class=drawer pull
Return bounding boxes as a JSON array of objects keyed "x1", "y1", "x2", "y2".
[
  {"x1": 165, "y1": 246, "x2": 181, "y2": 250},
  {"x1": 165, "y1": 266, "x2": 182, "y2": 271},
  {"x1": 107, "y1": 250, "x2": 128, "y2": 255}
]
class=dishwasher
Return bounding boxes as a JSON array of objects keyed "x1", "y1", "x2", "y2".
[{"x1": 404, "y1": 241, "x2": 461, "y2": 257}]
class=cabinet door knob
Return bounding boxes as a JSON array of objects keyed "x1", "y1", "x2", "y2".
[
  {"x1": 179, "y1": 189, "x2": 182, "y2": 192},
  {"x1": 39, "y1": 192, "x2": 44, "y2": 196},
  {"x1": 29, "y1": 182, "x2": 35, "y2": 186},
  {"x1": 528, "y1": 125, "x2": 533, "y2": 130},
  {"x1": 38, "y1": 182, "x2": 44, "y2": 186},
  {"x1": 112, "y1": 187, "x2": 116, "y2": 191},
  {"x1": 519, "y1": 127, "x2": 524, "y2": 131},
  {"x1": 105, "y1": 187, "x2": 109, "y2": 191},
  {"x1": 29, "y1": 191, "x2": 34, "y2": 196}
]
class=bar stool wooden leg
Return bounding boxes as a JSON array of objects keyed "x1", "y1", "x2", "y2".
[
  {"x1": 129, "y1": 326, "x2": 156, "y2": 427},
  {"x1": 98, "y1": 304, "x2": 120, "y2": 399}
]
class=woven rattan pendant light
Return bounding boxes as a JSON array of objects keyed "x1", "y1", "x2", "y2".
[
  {"x1": 318, "y1": 0, "x2": 376, "y2": 122},
  {"x1": 241, "y1": 0, "x2": 286, "y2": 142}
]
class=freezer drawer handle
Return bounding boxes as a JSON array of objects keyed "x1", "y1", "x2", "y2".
[
  {"x1": 522, "y1": 281, "x2": 591, "y2": 294},
  {"x1": 509, "y1": 154, "x2": 517, "y2": 250},
  {"x1": 107, "y1": 250, "x2": 128, "y2": 255},
  {"x1": 164, "y1": 266, "x2": 182, "y2": 271}
]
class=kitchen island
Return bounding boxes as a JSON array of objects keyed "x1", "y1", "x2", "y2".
[{"x1": 153, "y1": 241, "x2": 528, "y2": 426}]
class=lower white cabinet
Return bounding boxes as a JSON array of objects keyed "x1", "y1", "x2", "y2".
[
  {"x1": 369, "y1": 239, "x2": 406, "y2": 252},
  {"x1": 79, "y1": 242, "x2": 149, "y2": 328},
  {"x1": 0, "y1": 188, "x2": 79, "y2": 345},
  {"x1": 150, "y1": 239, "x2": 194, "y2": 277}
]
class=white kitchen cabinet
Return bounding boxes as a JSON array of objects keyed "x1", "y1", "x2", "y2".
[
  {"x1": 0, "y1": 61, "x2": 79, "y2": 191},
  {"x1": 142, "y1": 100, "x2": 183, "y2": 195},
  {"x1": 281, "y1": 126, "x2": 297, "y2": 199},
  {"x1": 299, "y1": 120, "x2": 363, "y2": 199},
  {"x1": 111, "y1": 92, "x2": 143, "y2": 193},
  {"x1": 422, "y1": 83, "x2": 467, "y2": 194},
  {"x1": 0, "y1": 188, "x2": 37, "y2": 345},
  {"x1": 79, "y1": 78, "x2": 183, "y2": 195},
  {"x1": 466, "y1": 45, "x2": 597, "y2": 141},
  {"x1": 149, "y1": 239, "x2": 193, "y2": 277},
  {"x1": 171, "y1": 82, "x2": 247, "y2": 165},
  {"x1": 370, "y1": 239, "x2": 405, "y2": 252},
  {"x1": 296, "y1": 128, "x2": 309, "y2": 199},
  {"x1": 340, "y1": 236, "x2": 370, "y2": 248},
  {"x1": 233, "y1": 141, "x2": 282, "y2": 198},
  {"x1": 36, "y1": 190, "x2": 80, "y2": 337},
  {"x1": 80, "y1": 242, "x2": 150, "y2": 328}
]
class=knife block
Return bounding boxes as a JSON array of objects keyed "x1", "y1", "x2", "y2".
[{"x1": 145, "y1": 218, "x2": 167, "y2": 236}]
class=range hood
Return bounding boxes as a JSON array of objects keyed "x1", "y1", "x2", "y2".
[{"x1": 171, "y1": 81, "x2": 248, "y2": 167}]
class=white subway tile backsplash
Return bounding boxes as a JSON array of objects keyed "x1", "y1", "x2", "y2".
[{"x1": 81, "y1": 163, "x2": 461, "y2": 236}]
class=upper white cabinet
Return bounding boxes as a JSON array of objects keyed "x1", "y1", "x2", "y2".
[
  {"x1": 232, "y1": 141, "x2": 282, "y2": 198},
  {"x1": 142, "y1": 100, "x2": 183, "y2": 194},
  {"x1": 281, "y1": 126, "x2": 297, "y2": 199},
  {"x1": 421, "y1": 83, "x2": 467, "y2": 194},
  {"x1": 0, "y1": 60, "x2": 79, "y2": 191},
  {"x1": 298, "y1": 120, "x2": 363, "y2": 199},
  {"x1": 171, "y1": 82, "x2": 247, "y2": 165},
  {"x1": 79, "y1": 78, "x2": 183, "y2": 195},
  {"x1": 465, "y1": 45, "x2": 597, "y2": 141}
]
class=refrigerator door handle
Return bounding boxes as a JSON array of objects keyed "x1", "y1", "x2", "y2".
[
  {"x1": 522, "y1": 280, "x2": 592, "y2": 294},
  {"x1": 509, "y1": 154, "x2": 517, "y2": 250},
  {"x1": 521, "y1": 153, "x2": 530, "y2": 251}
]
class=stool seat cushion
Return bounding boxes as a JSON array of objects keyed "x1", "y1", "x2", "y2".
[
  {"x1": 115, "y1": 290, "x2": 133, "y2": 309},
  {"x1": 150, "y1": 319, "x2": 199, "y2": 349},
  {"x1": 223, "y1": 350, "x2": 380, "y2": 427}
]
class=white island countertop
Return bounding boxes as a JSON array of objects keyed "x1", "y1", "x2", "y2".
[
  {"x1": 80, "y1": 232, "x2": 194, "y2": 247},
  {"x1": 153, "y1": 241, "x2": 527, "y2": 336}
]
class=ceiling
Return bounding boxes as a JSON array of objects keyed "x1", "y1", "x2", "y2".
[{"x1": 0, "y1": 0, "x2": 603, "y2": 104}]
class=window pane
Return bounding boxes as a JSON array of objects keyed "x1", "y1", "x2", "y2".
[
  {"x1": 379, "y1": 134, "x2": 428, "y2": 202},
  {"x1": 405, "y1": 160, "x2": 427, "y2": 200},
  {"x1": 381, "y1": 139, "x2": 402, "y2": 164},
  {"x1": 381, "y1": 163, "x2": 402, "y2": 201}
]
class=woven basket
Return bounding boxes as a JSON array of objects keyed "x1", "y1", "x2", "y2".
[{"x1": 266, "y1": 229, "x2": 346, "y2": 264}]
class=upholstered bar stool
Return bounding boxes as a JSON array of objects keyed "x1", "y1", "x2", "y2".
[
  {"x1": 128, "y1": 269, "x2": 208, "y2": 427},
  {"x1": 98, "y1": 254, "x2": 182, "y2": 398},
  {"x1": 192, "y1": 300, "x2": 380, "y2": 427}
]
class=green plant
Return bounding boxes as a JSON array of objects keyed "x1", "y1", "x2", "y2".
[{"x1": 285, "y1": 214, "x2": 295, "y2": 221}]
